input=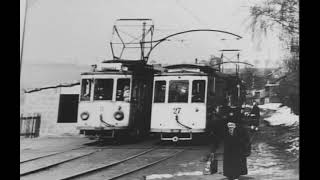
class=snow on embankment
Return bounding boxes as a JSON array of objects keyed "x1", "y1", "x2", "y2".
[
  {"x1": 259, "y1": 103, "x2": 299, "y2": 156},
  {"x1": 259, "y1": 103, "x2": 299, "y2": 126}
]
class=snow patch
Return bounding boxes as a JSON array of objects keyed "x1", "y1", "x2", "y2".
[
  {"x1": 256, "y1": 162, "x2": 278, "y2": 168},
  {"x1": 260, "y1": 103, "x2": 299, "y2": 126},
  {"x1": 146, "y1": 174, "x2": 173, "y2": 179},
  {"x1": 286, "y1": 138, "x2": 299, "y2": 155},
  {"x1": 145, "y1": 171, "x2": 203, "y2": 179},
  {"x1": 259, "y1": 103, "x2": 282, "y2": 110},
  {"x1": 259, "y1": 103, "x2": 300, "y2": 157},
  {"x1": 179, "y1": 162, "x2": 196, "y2": 167}
]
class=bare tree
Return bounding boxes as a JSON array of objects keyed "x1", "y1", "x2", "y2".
[
  {"x1": 248, "y1": 0, "x2": 299, "y2": 74},
  {"x1": 249, "y1": 0, "x2": 299, "y2": 37},
  {"x1": 249, "y1": 0, "x2": 299, "y2": 56},
  {"x1": 249, "y1": 0, "x2": 299, "y2": 113}
]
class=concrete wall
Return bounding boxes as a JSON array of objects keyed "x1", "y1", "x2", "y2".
[{"x1": 22, "y1": 85, "x2": 80, "y2": 136}]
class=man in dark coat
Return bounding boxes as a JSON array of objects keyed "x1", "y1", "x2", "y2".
[
  {"x1": 210, "y1": 106, "x2": 250, "y2": 180},
  {"x1": 221, "y1": 114, "x2": 250, "y2": 180},
  {"x1": 210, "y1": 99, "x2": 232, "y2": 149},
  {"x1": 250, "y1": 102, "x2": 260, "y2": 126}
]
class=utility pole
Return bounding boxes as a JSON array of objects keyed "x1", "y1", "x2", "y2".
[
  {"x1": 220, "y1": 53, "x2": 223, "y2": 72},
  {"x1": 236, "y1": 52, "x2": 240, "y2": 76},
  {"x1": 21, "y1": 0, "x2": 28, "y2": 79}
]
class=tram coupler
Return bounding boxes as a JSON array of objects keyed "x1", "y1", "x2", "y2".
[
  {"x1": 98, "y1": 130, "x2": 115, "y2": 139},
  {"x1": 160, "y1": 132, "x2": 193, "y2": 141}
]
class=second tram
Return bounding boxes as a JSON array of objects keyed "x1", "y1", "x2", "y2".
[{"x1": 150, "y1": 64, "x2": 245, "y2": 141}]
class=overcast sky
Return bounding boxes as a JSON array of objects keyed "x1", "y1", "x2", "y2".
[{"x1": 20, "y1": 0, "x2": 284, "y2": 69}]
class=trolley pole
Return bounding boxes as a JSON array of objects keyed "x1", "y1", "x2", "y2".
[
  {"x1": 20, "y1": 0, "x2": 29, "y2": 79},
  {"x1": 141, "y1": 22, "x2": 146, "y2": 62}
]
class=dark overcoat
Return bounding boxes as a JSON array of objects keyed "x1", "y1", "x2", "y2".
[
  {"x1": 222, "y1": 125, "x2": 250, "y2": 178},
  {"x1": 250, "y1": 105, "x2": 260, "y2": 119},
  {"x1": 250, "y1": 105, "x2": 260, "y2": 126}
]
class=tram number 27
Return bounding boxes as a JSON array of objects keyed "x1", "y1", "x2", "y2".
[{"x1": 173, "y1": 107, "x2": 181, "y2": 114}]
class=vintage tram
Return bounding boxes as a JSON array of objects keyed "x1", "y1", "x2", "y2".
[
  {"x1": 150, "y1": 64, "x2": 246, "y2": 141},
  {"x1": 77, "y1": 60, "x2": 156, "y2": 139}
]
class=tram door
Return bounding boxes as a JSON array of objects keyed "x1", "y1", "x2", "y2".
[{"x1": 129, "y1": 77, "x2": 151, "y2": 134}]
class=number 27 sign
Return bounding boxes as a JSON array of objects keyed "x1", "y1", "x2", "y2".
[{"x1": 173, "y1": 107, "x2": 181, "y2": 114}]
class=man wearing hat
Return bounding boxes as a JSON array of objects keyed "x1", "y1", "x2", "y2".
[
  {"x1": 222, "y1": 110, "x2": 250, "y2": 180},
  {"x1": 250, "y1": 101, "x2": 260, "y2": 127},
  {"x1": 209, "y1": 106, "x2": 250, "y2": 179}
]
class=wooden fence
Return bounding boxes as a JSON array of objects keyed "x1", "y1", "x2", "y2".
[{"x1": 20, "y1": 114, "x2": 41, "y2": 138}]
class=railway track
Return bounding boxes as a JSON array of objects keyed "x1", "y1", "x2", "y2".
[
  {"x1": 103, "y1": 149, "x2": 185, "y2": 180},
  {"x1": 20, "y1": 147, "x2": 100, "y2": 176},
  {"x1": 20, "y1": 146, "x2": 87, "y2": 163},
  {"x1": 20, "y1": 146, "x2": 187, "y2": 180},
  {"x1": 60, "y1": 147, "x2": 185, "y2": 180}
]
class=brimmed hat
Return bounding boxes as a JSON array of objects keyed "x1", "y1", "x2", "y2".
[
  {"x1": 227, "y1": 118, "x2": 239, "y2": 124},
  {"x1": 227, "y1": 112, "x2": 239, "y2": 123}
]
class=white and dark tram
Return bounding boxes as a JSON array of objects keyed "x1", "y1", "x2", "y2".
[
  {"x1": 150, "y1": 64, "x2": 245, "y2": 141},
  {"x1": 77, "y1": 60, "x2": 156, "y2": 139}
]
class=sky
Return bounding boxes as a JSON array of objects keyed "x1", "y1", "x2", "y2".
[{"x1": 20, "y1": 0, "x2": 285, "y2": 70}]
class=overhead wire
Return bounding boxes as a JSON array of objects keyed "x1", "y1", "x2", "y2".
[{"x1": 175, "y1": 0, "x2": 207, "y2": 27}]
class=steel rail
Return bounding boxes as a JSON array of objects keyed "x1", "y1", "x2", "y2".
[
  {"x1": 20, "y1": 149, "x2": 99, "y2": 176},
  {"x1": 106, "y1": 149, "x2": 186, "y2": 180},
  {"x1": 20, "y1": 146, "x2": 87, "y2": 163},
  {"x1": 59, "y1": 147, "x2": 158, "y2": 180}
]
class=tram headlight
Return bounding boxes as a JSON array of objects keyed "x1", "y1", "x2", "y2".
[
  {"x1": 114, "y1": 111, "x2": 124, "y2": 121},
  {"x1": 80, "y1": 111, "x2": 90, "y2": 120}
]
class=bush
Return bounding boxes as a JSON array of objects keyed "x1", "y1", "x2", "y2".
[{"x1": 279, "y1": 72, "x2": 299, "y2": 115}]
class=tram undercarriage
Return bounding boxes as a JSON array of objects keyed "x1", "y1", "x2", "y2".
[
  {"x1": 151, "y1": 129, "x2": 206, "y2": 142},
  {"x1": 79, "y1": 127, "x2": 145, "y2": 141}
]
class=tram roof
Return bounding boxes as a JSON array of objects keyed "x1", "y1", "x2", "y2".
[
  {"x1": 164, "y1": 63, "x2": 217, "y2": 70},
  {"x1": 80, "y1": 59, "x2": 157, "y2": 75},
  {"x1": 157, "y1": 63, "x2": 238, "y2": 79}
]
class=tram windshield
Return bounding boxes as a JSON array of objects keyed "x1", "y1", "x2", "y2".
[
  {"x1": 116, "y1": 78, "x2": 131, "y2": 102},
  {"x1": 94, "y1": 79, "x2": 113, "y2": 100},
  {"x1": 168, "y1": 80, "x2": 189, "y2": 103},
  {"x1": 80, "y1": 79, "x2": 92, "y2": 101},
  {"x1": 154, "y1": 81, "x2": 166, "y2": 103},
  {"x1": 192, "y1": 80, "x2": 205, "y2": 103}
]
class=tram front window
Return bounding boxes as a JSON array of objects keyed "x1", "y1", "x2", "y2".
[
  {"x1": 116, "y1": 79, "x2": 131, "y2": 102},
  {"x1": 94, "y1": 79, "x2": 113, "y2": 100},
  {"x1": 80, "y1": 79, "x2": 92, "y2": 101},
  {"x1": 154, "y1": 81, "x2": 166, "y2": 103},
  {"x1": 168, "y1": 80, "x2": 189, "y2": 103},
  {"x1": 192, "y1": 80, "x2": 205, "y2": 103}
]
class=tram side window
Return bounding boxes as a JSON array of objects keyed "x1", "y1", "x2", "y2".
[
  {"x1": 116, "y1": 79, "x2": 131, "y2": 102},
  {"x1": 192, "y1": 80, "x2": 205, "y2": 103},
  {"x1": 168, "y1": 80, "x2": 189, "y2": 103},
  {"x1": 154, "y1": 81, "x2": 166, "y2": 103},
  {"x1": 80, "y1": 79, "x2": 92, "y2": 101},
  {"x1": 94, "y1": 79, "x2": 113, "y2": 100}
]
